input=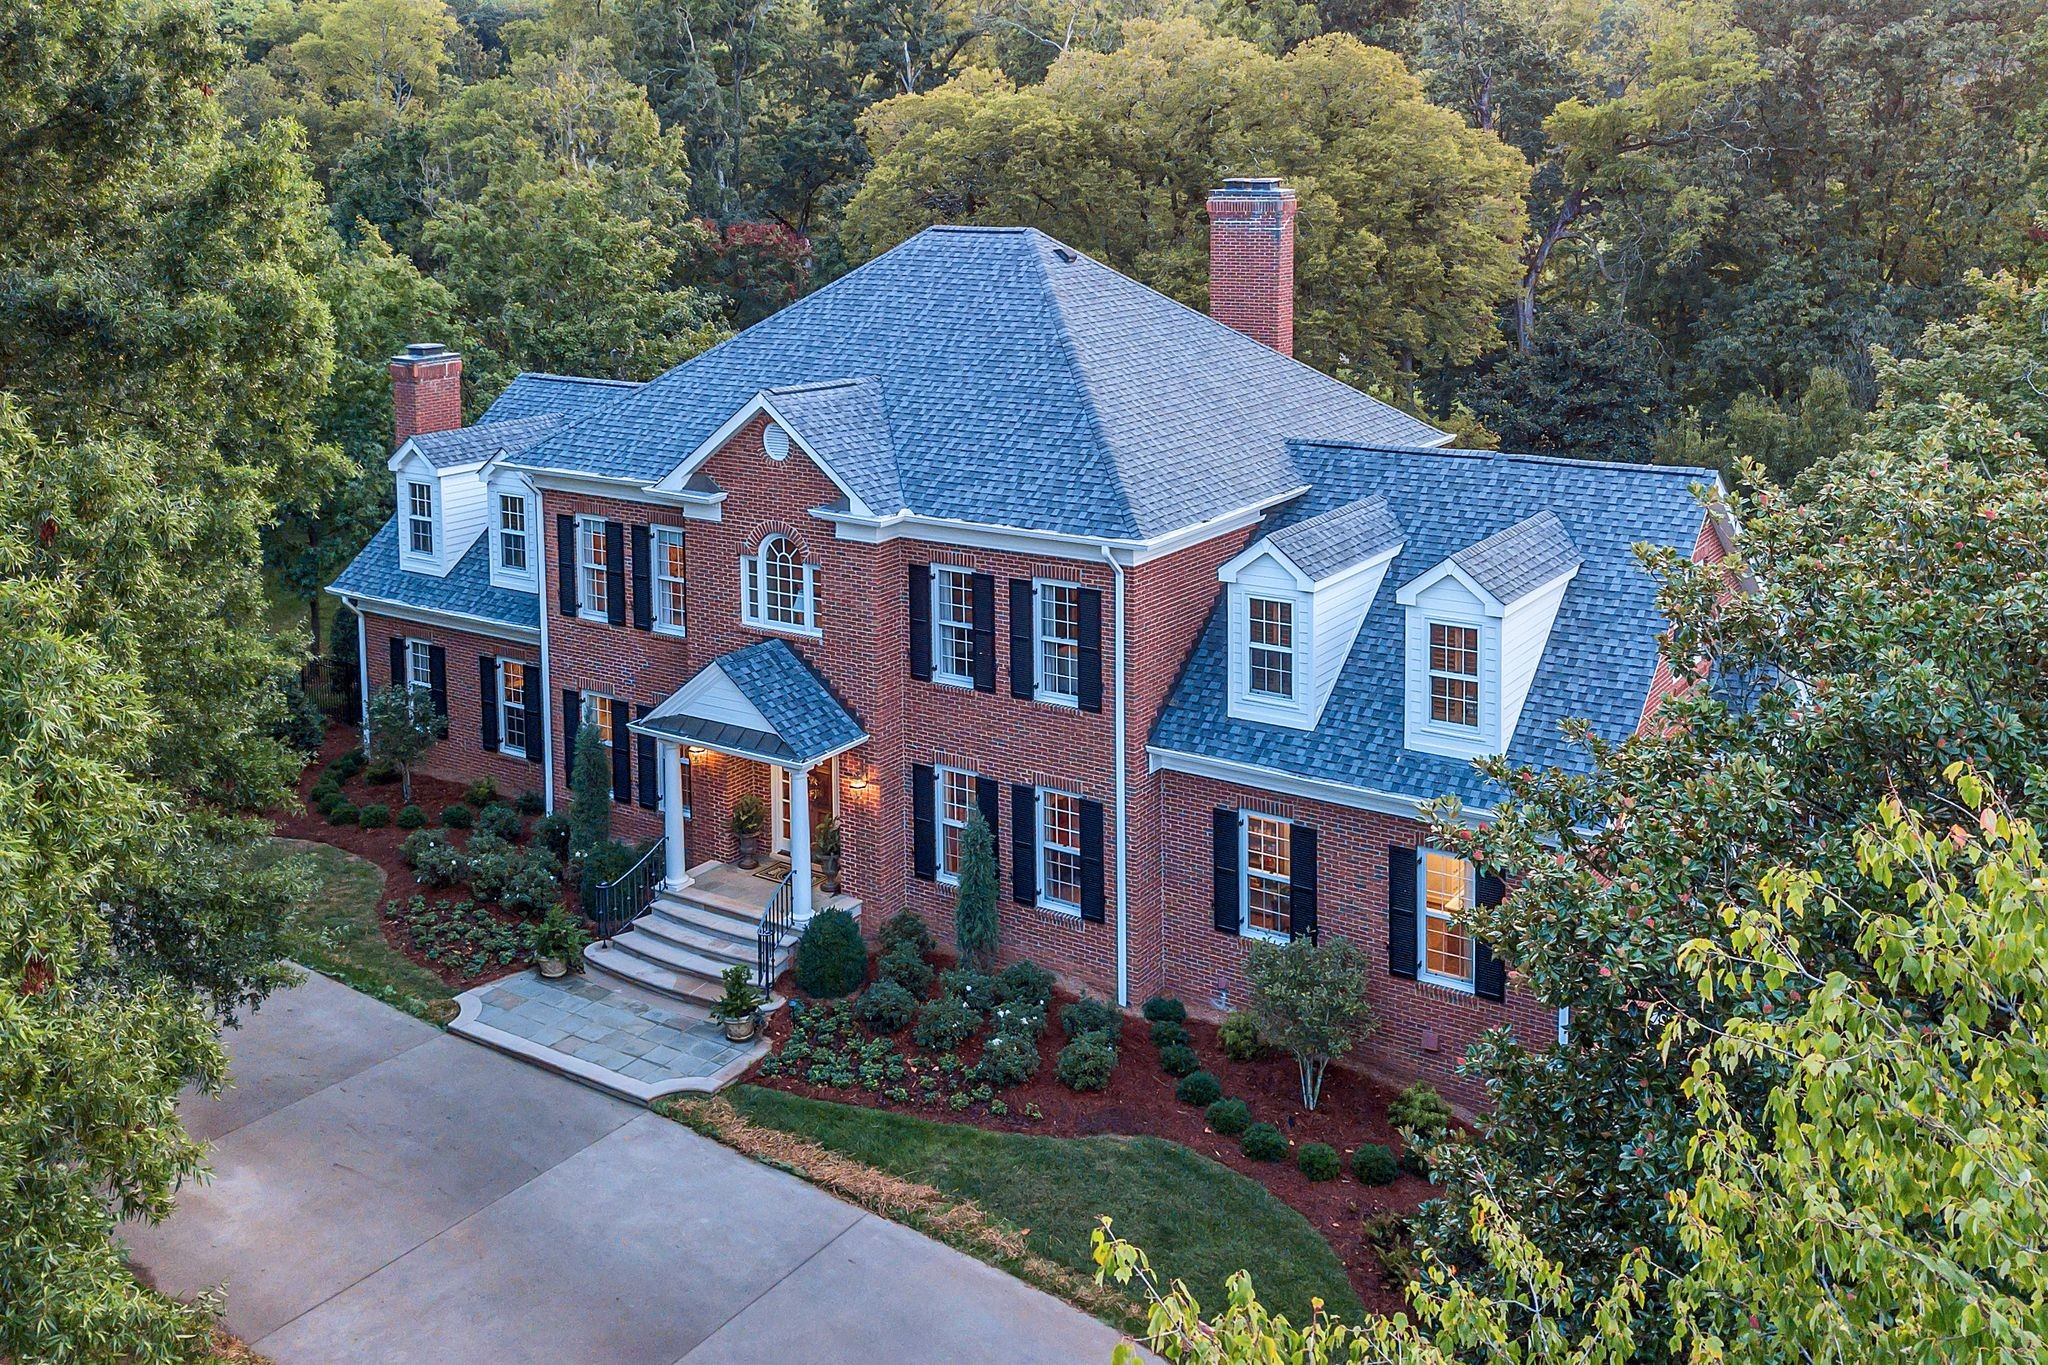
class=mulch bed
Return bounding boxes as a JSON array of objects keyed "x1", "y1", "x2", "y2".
[
  {"x1": 751, "y1": 956, "x2": 1434, "y2": 1316},
  {"x1": 271, "y1": 725, "x2": 544, "y2": 992}
]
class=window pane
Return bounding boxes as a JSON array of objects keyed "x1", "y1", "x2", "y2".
[
  {"x1": 581, "y1": 520, "x2": 608, "y2": 616},
  {"x1": 939, "y1": 769, "x2": 972, "y2": 878},
  {"x1": 655, "y1": 529, "x2": 686, "y2": 630},
  {"x1": 1040, "y1": 790, "x2": 1081, "y2": 907},
  {"x1": 407, "y1": 639, "x2": 432, "y2": 690},
  {"x1": 1423, "y1": 850, "x2": 1473, "y2": 982},
  {"x1": 934, "y1": 569, "x2": 975, "y2": 681},
  {"x1": 1248, "y1": 597, "x2": 1294, "y2": 699},
  {"x1": 408, "y1": 482, "x2": 434, "y2": 554},
  {"x1": 498, "y1": 495, "x2": 527, "y2": 570},
  {"x1": 763, "y1": 538, "x2": 805, "y2": 625},
  {"x1": 1428, "y1": 623, "x2": 1480, "y2": 727},
  {"x1": 500, "y1": 661, "x2": 527, "y2": 752},
  {"x1": 586, "y1": 694, "x2": 613, "y2": 746},
  {"x1": 1037, "y1": 583, "x2": 1079, "y2": 699},
  {"x1": 1243, "y1": 813, "x2": 1291, "y2": 935}
]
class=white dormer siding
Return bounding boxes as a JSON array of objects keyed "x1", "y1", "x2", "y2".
[
  {"x1": 1397, "y1": 571, "x2": 1502, "y2": 759},
  {"x1": 390, "y1": 443, "x2": 489, "y2": 577},
  {"x1": 486, "y1": 469, "x2": 539, "y2": 591},
  {"x1": 1498, "y1": 571, "x2": 1572, "y2": 742}
]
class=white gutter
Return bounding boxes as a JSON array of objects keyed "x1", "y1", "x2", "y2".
[
  {"x1": 534, "y1": 487, "x2": 556, "y2": 814},
  {"x1": 355, "y1": 607, "x2": 371, "y2": 753},
  {"x1": 1099, "y1": 546, "x2": 1130, "y2": 1007}
]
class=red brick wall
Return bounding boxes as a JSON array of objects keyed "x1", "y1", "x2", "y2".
[
  {"x1": 360, "y1": 612, "x2": 543, "y2": 799},
  {"x1": 1154, "y1": 768, "x2": 1557, "y2": 1112},
  {"x1": 1207, "y1": 184, "x2": 1297, "y2": 357},
  {"x1": 1640, "y1": 511, "x2": 1726, "y2": 730},
  {"x1": 390, "y1": 353, "x2": 463, "y2": 445}
]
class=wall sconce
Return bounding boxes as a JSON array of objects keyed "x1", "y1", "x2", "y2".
[
  {"x1": 686, "y1": 745, "x2": 707, "y2": 758},
  {"x1": 848, "y1": 771, "x2": 869, "y2": 792}
]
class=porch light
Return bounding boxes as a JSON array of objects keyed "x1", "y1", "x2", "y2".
[
  {"x1": 848, "y1": 771, "x2": 869, "y2": 792},
  {"x1": 687, "y1": 745, "x2": 707, "y2": 757}
]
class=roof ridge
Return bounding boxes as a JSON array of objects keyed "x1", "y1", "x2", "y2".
[
  {"x1": 1030, "y1": 241, "x2": 1139, "y2": 537},
  {"x1": 766, "y1": 376, "x2": 879, "y2": 396},
  {"x1": 1292, "y1": 438, "x2": 1720, "y2": 481},
  {"x1": 514, "y1": 372, "x2": 643, "y2": 388}
]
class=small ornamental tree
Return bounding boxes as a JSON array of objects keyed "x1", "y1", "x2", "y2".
[
  {"x1": 567, "y1": 722, "x2": 612, "y2": 862},
  {"x1": 365, "y1": 683, "x2": 444, "y2": 801},
  {"x1": 1243, "y1": 935, "x2": 1376, "y2": 1111},
  {"x1": 953, "y1": 810, "x2": 999, "y2": 970}
]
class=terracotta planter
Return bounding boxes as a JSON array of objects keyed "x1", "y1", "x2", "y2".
[
  {"x1": 723, "y1": 1013, "x2": 758, "y2": 1043},
  {"x1": 538, "y1": 956, "x2": 568, "y2": 980}
]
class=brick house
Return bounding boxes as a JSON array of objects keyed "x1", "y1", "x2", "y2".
[{"x1": 331, "y1": 178, "x2": 1724, "y2": 1107}]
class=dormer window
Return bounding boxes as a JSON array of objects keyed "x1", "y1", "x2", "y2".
[
  {"x1": 497, "y1": 492, "x2": 528, "y2": 572},
  {"x1": 1247, "y1": 597, "x2": 1296, "y2": 700},
  {"x1": 742, "y1": 534, "x2": 818, "y2": 633},
  {"x1": 1428, "y1": 623, "x2": 1480, "y2": 728},
  {"x1": 407, "y1": 481, "x2": 435, "y2": 555}
]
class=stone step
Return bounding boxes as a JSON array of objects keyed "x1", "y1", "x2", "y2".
[
  {"x1": 580, "y1": 942, "x2": 723, "y2": 1010},
  {"x1": 631, "y1": 910, "x2": 761, "y2": 963},
  {"x1": 645, "y1": 897, "x2": 761, "y2": 952},
  {"x1": 612, "y1": 925, "x2": 756, "y2": 982}
]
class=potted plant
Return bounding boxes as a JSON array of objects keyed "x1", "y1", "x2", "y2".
[
  {"x1": 528, "y1": 909, "x2": 590, "y2": 980},
  {"x1": 731, "y1": 794, "x2": 767, "y2": 868},
  {"x1": 714, "y1": 964, "x2": 765, "y2": 1041},
  {"x1": 813, "y1": 812, "x2": 843, "y2": 893}
]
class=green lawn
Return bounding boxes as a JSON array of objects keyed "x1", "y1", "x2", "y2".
[
  {"x1": 255, "y1": 838, "x2": 456, "y2": 1024},
  {"x1": 725, "y1": 1084, "x2": 1364, "y2": 1325}
]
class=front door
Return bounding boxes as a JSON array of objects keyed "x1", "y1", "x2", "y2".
[{"x1": 772, "y1": 761, "x2": 836, "y2": 855}]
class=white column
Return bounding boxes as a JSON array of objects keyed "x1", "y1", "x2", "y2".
[
  {"x1": 661, "y1": 741, "x2": 691, "y2": 891},
  {"x1": 786, "y1": 762, "x2": 814, "y2": 923}
]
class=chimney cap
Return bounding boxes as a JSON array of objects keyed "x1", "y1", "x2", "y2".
[
  {"x1": 1214, "y1": 176, "x2": 1294, "y2": 197},
  {"x1": 393, "y1": 341, "x2": 457, "y2": 365}
]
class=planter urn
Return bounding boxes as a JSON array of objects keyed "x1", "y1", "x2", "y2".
[
  {"x1": 538, "y1": 956, "x2": 569, "y2": 980},
  {"x1": 723, "y1": 1012, "x2": 758, "y2": 1043}
]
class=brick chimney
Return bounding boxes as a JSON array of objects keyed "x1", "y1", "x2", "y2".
[
  {"x1": 1207, "y1": 178, "x2": 1297, "y2": 357},
  {"x1": 390, "y1": 342, "x2": 463, "y2": 446}
]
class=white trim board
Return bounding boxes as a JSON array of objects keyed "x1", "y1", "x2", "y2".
[{"x1": 1145, "y1": 745, "x2": 1492, "y2": 825}]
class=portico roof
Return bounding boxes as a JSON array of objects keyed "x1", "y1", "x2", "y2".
[{"x1": 630, "y1": 640, "x2": 866, "y2": 768}]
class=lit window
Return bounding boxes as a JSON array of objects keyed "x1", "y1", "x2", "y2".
[
  {"x1": 497, "y1": 493, "x2": 528, "y2": 572},
  {"x1": 406, "y1": 638, "x2": 433, "y2": 691},
  {"x1": 1242, "y1": 813, "x2": 1291, "y2": 939},
  {"x1": 932, "y1": 568, "x2": 975, "y2": 685},
  {"x1": 407, "y1": 481, "x2": 435, "y2": 555},
  {"x1": 1035, "y1": 582, "x2": 1079, "y2": 703},
  {"x1": 1429, "y1": 623, "x2": 1480, "y2": 728},
  {"x1": 578, "y1": 517, "x2": 609, "y2": 620},
  {"x1": 1037, "y1": 789, "x2": 1082, "y2": 912},
  {"x1": 583, "y1": 693, "x2": 614, "y2": 747},
  {"x1": 1247, "y1": 597, "x2": 1294, "y2": 699},
  {"x1": 742, "y1": 535, "x2": 815, "y2": 631},
  {"x1": 653, "y1": 526, "x2": 686, "y2": 634},
  {"x1": 499, "y1": 660, "x2": 529, "y2": 756},
  {"x1": 936, "y1": 767, "x2": 973, "y2": 883},
  {"x1": 1422, "y1": 849, "x2": 1475, "y2": 987}
]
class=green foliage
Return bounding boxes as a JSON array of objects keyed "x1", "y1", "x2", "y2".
[
  {"x1": 357, "y1": 802, "x2": 391, "y2": 828},
  {"x1": 527, "y1": 907, "x2": 590, "y2": 964},
  {"x1": 1351, "y1": 1142, "x2": 1398, "y2": 1186},
  {"x1": 1239, "y1": 1123, "x2": 1288, "y2": 1162},
  {"x1": 366, "y1": 684, "x2": 446, "y2": 801},
  {"x1": 857, "y1": 979, "x2": 920, "y2": 1032},
  {"x1": 396, "y1": 803, "x2": 427, "y2": 829},
  {"x1": 1388, "y1": 1082, "x2": 1454, "y2": 1141},
  {"x1": 567, "y1": 723, "x2": 612, "y2": 859},
  {"x1": 952, "y1": 811, "x2": 1000, "y2": 970},
  {"x1": 1243, "y1": 935, "x2": 1376, "y2": 1111},
  {"x1": 713, "y1": 964, "x2": 764, "y2": 1021},
  {"x1": 397, "y1": 895, "x2": 528, "y2": 977},
  {"x1": 326, "y1": 799, "x2": 360, "y2": 825},
  {"x1": 1056, "y1": 1033, "x2": 1118, "y2": 1092},
  {"x1": 987, "y1": 998, "x2": 1047, "y2": 1040},
  {"x1": 401, "y1": 828, "x2": 465, "y2": 886},
  {"x1": 1454, "y1": 310, "x2": 1675, "y2": 463},
  {"x1": 515, "y1": 788, "x2": 545, "y2": 816},
  {"x1": 497, "y1": 846, "x2": 561, "y2": 916},
  {"x1": 1149, "y1": 1018, "x2": 1191, "y2": 1049},
  {"x1": 1141, "y1": 995, "x2": 1186, "y2": 1025},
  {"x1": 464, "y1": 777, "x2": 498, "y2": 807},
  {"x1": 476, "y1": 801, "x2": 522, "y2": 840},
  {"x1": 877, "y1": 908, "x2": 936, "y2": 958},
  {"x1": 329, "y1": 748, "x2": 368, "y2": 783},
  {"x1": 792, "y1": 908, "x2": 868, "y2": 998},
  {"x1": 995, "y1": 958, "x2": 1055, "y2": 1008},
  {"x1": 1157, "y1": 1042, "x2": 1201, "y2": 1078},
  {"x1": 439, "y1": 801, "x2": 473, "y2": 829},
  {"x1": 775, "y1": 1001, "x2": 909, "y2": 1091},
  {"x1": 1175, "y1": 1070, "x2": 1222, "y2": 1107},
  {"x1": 1060, "y1": 995, "x2": 1120, "y2": 1039},
  {"x1": 1218, "y1": 1010, "x2": 1268, "y2": 1061},
  {"x1": 939, "y1": 966, "x2": 997, "y2": 1013},
  {"x1": 533, "y1": 811, "x2": 571, "y2": 859},
  {"x1": 1297, "y1": 1143, "x2": 1340, "y2": 1182},
  {"x1": 978, "y1": 1030, "x2": 1042, "y2": 1087},
  {"x1": 877, "y1": 942, "x2": 936, "y2": 995},
  {"x1": 912, "y1": 993, "x2": 981, "y2": 1050},
  {"x1": 577, "y1": 839, "x2": 636, "y2": 898},
  {"x1": 1206, "y1": 1097, "x2": 1252, "y2": 1136}
]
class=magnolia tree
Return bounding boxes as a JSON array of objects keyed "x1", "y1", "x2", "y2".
[
  {"x1": 1243, "y1": 936, "x2": 1376, "y2": 1111},
  {"x1": 365, "y1": 683, "x2": 444, "y2": 801}
]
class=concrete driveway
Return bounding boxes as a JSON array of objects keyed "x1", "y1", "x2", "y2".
[{"x1": 126, "y1": 971, "x2": 1127, "y2": 1363}]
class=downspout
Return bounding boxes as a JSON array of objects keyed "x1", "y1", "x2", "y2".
[
  {"x1": 1099, "y1": 546, "x2": 1130, "y2": 1007},
  {"x1": 535, "y1": 487, "x2": 556, "y2": 814},
  {"x1": 354, "y1": 600, "x2": 371, "y2": 753}
]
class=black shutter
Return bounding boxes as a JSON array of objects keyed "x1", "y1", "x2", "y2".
[
  {"x1": 1474, "y1": 872, "x2": 1508, "y2": 1001},
  {"x1": 556, "y1": 514, "x2": 578, "y2": 616},
  {"x1": 1289, "y1": 824, "x2": 1318, "y2": 943},
  {"x1": 1009, "y1": 579, "x2": 1035, "y2": 699},
  {"x1": 1388, "y1": 847, "x2": 1419, "y2": 978},
  {"x1": 426, "y1": 645, "x2": 448, "y2": 719},
  {"x1": 630, "y1": 524, "x2": 653, "y2": 630},
  {"x1": 608, "y1": 698, "x2": 631, "y2": 802},
  {"x1": 1011, "y1": 784, "x2": 1037, "y2": 905},
  {"x1": 527, "y1": 681, "x2": 544, "y2": 764},
  {"x1": 1078, "y1": 798, "x2": 1105, "y2": 923},
  {"x1": 971, "y1": 572, "x2": 996, "y2": 692},
  {"x1": 1076, "y1": 587, "x2": 1103, "y2": 713},
  {"x1": 975, "y1": 775, "x2": 1001, "y2": 870},
  {"x1": 911, "y1": 762, "x2": 936, "y2": 879},
  {"x1": 563, "y1": 689, "x2": 581, "y2": 767},
  {"x1": 603, "y1": 521, "x2": 626, "y2": 626},
  {"x1": 388, "y1": 635, "x2": 405, "y2": 687},
  {"x1": 908, "y1": 564, "x2": 932, "y2": 682},
  {"x1": 635, "y1": 703, "x2": 658, "y2": 810},
  {"x1": 479, "y1": 655, "x2": 500, "y2": 752},
  {"x1": 1212, "y1": 809, "x2": 1240, "y2": 935}
]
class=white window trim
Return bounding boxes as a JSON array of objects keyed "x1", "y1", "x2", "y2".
[
  {"x1": 1418, "y1": 847, "x2": 1478, "y2": 994},
  {"x1": 935, "y1": 765, "x2": 972, "y2": 886},
  {"x1": 405, "y1": 637, "x2": 433, "y2": 692},
  {"x1": 930, "y1": 566, "x2": 976, "y2": 690},
  {"x1": 404, "y1": 479, "x2": 437, "y2": 562},
  {"x1": 1403, "y1": 603, "x2": 1500, "y2": 759},
  {"x1": 740, "y1": 535, "x2": 821, "y2": 638},
  {"x1": 582, "y1": 691, "x2": 616, "y2": 748},
  {"x1": 1032, "y1": 578, "x2": 1081, "y2": 708},
  {"x1": 497, "y1": 658, "x2": 531, "y2": 759},
  {"x1": 1245, "y1": 594, "x2": 1297, "y2": 701},
  {"x1": 1424, "y1": 619, "x2": 1483, "y2": 733},
  {"x1": 651, "y1": 524, "x2": 688, "y2": 638},
  {"x1": 1225, "y1": 582, "x2": 1314, "y2": 730},
  {"x1": 1239, "y1": 811, "x2": 1292, "y2": 944},
  {"x1": 576, "y1": 516, "x2": 610, "y2": 624},
  {"x1": 493, "y1": 489, "x2": 534, "y2": 586},
  {"x1": 1035, "y1": 787, "x2": 1083, "y2": 917}
]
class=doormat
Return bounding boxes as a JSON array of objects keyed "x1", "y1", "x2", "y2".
[{"x1": 753, "y1": 856, "x2": 792, "y2": 884}]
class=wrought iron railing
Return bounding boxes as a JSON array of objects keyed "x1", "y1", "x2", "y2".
[
  {"x1": 591, "y1": 837, "x2": 665, "y2": 944},
  {"x1": 755, "y1": 872, "x2": 795, "y2": 993}
]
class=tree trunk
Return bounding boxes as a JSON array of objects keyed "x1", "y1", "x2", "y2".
[{"x1": 1517, "y1": 187, "x2": 1585, "y2": 355}]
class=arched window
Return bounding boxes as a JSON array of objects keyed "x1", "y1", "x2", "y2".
[{"x1": 742, "y1": 534, "x2": 817, "y2": 632}]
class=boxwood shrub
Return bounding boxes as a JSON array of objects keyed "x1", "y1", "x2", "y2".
[
  {"x1": 995, "y1": 959, "x2": 1055, "y2": 1008},
  {"x1": 1218, "y1": 1010, "x2": 1267, "y2": 1061},
  {"x1": 439, "y1": 802, "x2": 474, "y2": 829},
  {"x1": 1205, "y1": 1097, "x2": 1252, "y2": 1136},
  {"x1": 1059, "y1": 996, "x2": 1118, "y2": 1039},
  {"x1": 325, "y1": 801, "x2": 359, "y2": 826},
  {"x1": 1298, "y1": 1143, "x2": 1341, "y2": 1182},
  {"x1": 357, "y1": 802, "x2": 391, "y2": 829},
  {"x1": 1055, "y1": 1034, "x2": 1117, "y2": 1092},
  {"x1": 1174, "y1": 1070, "x2": 1222, "y2": 1107},
  {"x1": 1149, "y1": 1019, "x2": 1191, "y2": 1049},
  {"x1": 1158, "y1": 1042, "x2": 1200, "y2": 1077},
  {"x1": 396, "y1": 804, "x2": 428, "y2": 829},
  {"x1": 1141, "y1": 995, "x2": 1186, "y2": 1025},
  {"x1": 876, "y1": 909, "x2": 935, "y2": 959},
  {"x1": 476, "y1": 802, "x2": 523, "y2": 841},
  {"x1": 1351, "y1": 1142, "x2": 1398, "y2": 1186},
  {"x1": 792, "y1": 908, "x2": 868, "y2": 998},
  {"x1": 939, "y1": 967, "x2": 997, "y2": 1014},
  {"x1": 1240, "y1": 1122, "x2": 1288, "y2": 1162}
]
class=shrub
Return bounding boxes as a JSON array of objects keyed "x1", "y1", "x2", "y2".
[
  {"x1": 978, "y1": 1030, "x2": 1041, "y2": 1087},
  {"x1": 1142, "y1": 995, "x2": 1187, "y2": 1025},
  {"x1": 1244, "y1": 935, "x2": 1378, "y2": 1111},
  {"x1": 325, "y1": 801, "x2": 359, "y2": 826},
  {"x1": 464, "y1": 777, "x2": 498, "y2": 807},
  {"x1": 403, "y1": 831, "x2": 465, "y2": 888},
  {"x1": 1389, "y1": 1082, "x2": 1456, "y2": 1140},
  {"x1": 857, "y1": 980, "x2": 919, "y2": 1033},
  {"x1": 940, "y1": 967, "x2": 997, "y2": 1013},
  {"x1": 987, "y1": 998, "x2": 1047, "y2": 1040},
  {"x1": 357, "y1": 802, "x2": 391, "y2": 829},
  {"x1": 792, "y1": 909, "x2": 868, "y2": 998},
  {"x1": 1149, "y1": 1019, "x2": 1191, "y2": 1050},
  {"x1": 1158, "y1": 1042, "x2": 1200, "y2": 1078},
  {"x1": 876, "y1": 943, "x2": 934, "y2": 995},
  {"x1": 476, "y1": 802, "x2": 523, "y2": 841},
  {"x1": 311, "y1": 786, "x2": 344, "y2": 815},
  {"x1": 533, "y1": 812, "x2": 572, "y2": 860},
  {"x1": 440, "y1": 802, "x2": 474, "y2": 829},
  {"x1": 397, "y1": 895, "x2": 526, "y2": 977},
  {"x1": 1240, "y1": 1122, "x2": 1288, "y2": 1162},
  {"x1": 396, "y1": 804, "x2": 428, "y2": 829},
  {"x1": 1218, "y1": 1010, "x2": 1268, "y2": 1061},
  {"x1": 953, "y1": 811, "x2": 1000, "y2": 969},
  {"x1": 995, "y1": 958, "x2": 1055, "y2": 1008},
  {"x1": 1298, "y1": 1143, "x2": 1341, "y2": 1182},
  {"x1": 1060, "y1": 996, "x2": 1119, "y2": 1039},
  {"x1": 1175, "y1": 1070, "x2": 1222, "y2": 1107},
  {"x1": 515, "y1": 789, "x2": 546, "y2": 816},
  {"x1": 911, "y1": 994, "x2": 980, "y2": 1050},
  {"x1": 1055, "y1": 1034, "x2": 1117, "y2": 1091},
  {"x1": 328, "y1": 749, "x2": 366, "y2": 782},
  {"x1": 1206, "y1": 1097, "x2": 1252, "y2": 1136},
  {"x1": 1351, "y1": 1142, "x2": 1398, "y2": 1186},
  {"x1": 363, "y1": 756, "x2": 400, "y2": 785},
  {"x1": 310, "y1": 777, "x2": 340, "y2": 803},
  {"x1": 577, "y1": 839, "x2": 637, "y2": 899},
  {"x1": 876, "y1": 909, "x2": 934, "y2": 959},
  {"x1": 499, "y1": 848, "x2": 560, "y2": 916},
  {"x1": 568, "y1": 723, "x2": 612, "y2": 858}
]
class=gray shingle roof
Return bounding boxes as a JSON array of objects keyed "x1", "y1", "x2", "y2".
[
  {"x1": 329, "y1": 517, "x2": 539, "y2": 633},
  {"x1": 765, "y1": 378, "x2": 901, "y2": 514},
  {"x1": 1448, "y1": 510, "x2": 1581, "y2": 604},
  {"x1": 638, "y1": 640, "x2": 865, "y2": 766},
  {"x1": 512, "y1": 226, "x2": 1446, "y2": 538},
  {"x1": 1261, "y1": 495, "x2": 1402, "y2": 581},
  {"x1": 480, "y1": 372, "x2": 642, "y2": 424},
  {"x1": 1150, "y1": 446, "x2": 1717, "y2": 810},
  {"x1": 407, "y1": 413, "x2": 565, "y2": 469}
]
